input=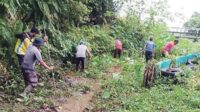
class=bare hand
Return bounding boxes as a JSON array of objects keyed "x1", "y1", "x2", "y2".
[
  {"x1": 165, "y1": 52, "x2": 169, "y2": 57},
  {"x1": 44, "y1": 35, "x2": 48, "y2": 42},
  {"x1": 90, "y1": 54, "x2": 93, "y2": 58},
  {"x1": 48, "y1": 66, "x2": 54, "y2": 71}
]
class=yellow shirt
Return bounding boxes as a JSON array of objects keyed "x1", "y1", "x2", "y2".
[{"x1": 14, "y1": 38, "x2": 33, "y2": 55}]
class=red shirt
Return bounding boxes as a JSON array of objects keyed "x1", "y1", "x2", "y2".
[
  {"x1": 161, "y1": 41, "x2": 175, "y2": 53},
  {"x1": 115, "y1": 40, "x2": 122, "y2": 50}
]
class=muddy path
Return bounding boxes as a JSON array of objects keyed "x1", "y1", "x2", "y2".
[
  {"x1": 57, "y1": 76, "x2": 100, "y2": 112},
  {"x1": 56, "y1": 65, "x2": 122, "y2": 112}
]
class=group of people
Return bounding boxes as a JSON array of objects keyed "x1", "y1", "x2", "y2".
[
  {"x1": 15, "y1": 28, "x2": 178, "y2": 97},
  {"x1": 144, "y1": 34, "x2": 179, "y2": 62},
  {"x1": 15, "y1": 28, "x2": 53, "y2": 97},
  {"x1": 114, "y1": 34, "x2": 179, "y2": 63},
  {"x1": 15, "y1": 28, "x2": 92, "y2": 97}
]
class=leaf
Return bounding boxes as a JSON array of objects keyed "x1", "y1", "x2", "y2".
[
  {"x1": 102, "y1": 91, "x2": 111, "y2": 99},
  {"x1": 15, "y1": 0, "x2": 21, "y2": 7},
  {"x1": 112, "y1": 73, "x2": 120, "y2": 79}
]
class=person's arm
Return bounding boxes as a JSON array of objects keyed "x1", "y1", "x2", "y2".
[
  {"x1": 144, "y1": 44, "x2": 146, "y2": 51},
  {"x1": 114, "y1": 40, "x2": 117, "y2": 49},
  {"x1": 165, "y1": 51, "x2": 169, "y2": 57},
  {"x1": 43, "y1": 35, "x2": 48, "y2": 43},
  {"x1": 153, "y1": 43, "x2": 156, "y2": 56},
  {"x1": 86, "y1": 47, "x2": 92, "y2": 58},
  {"x1": 39, "y1": 60, "x2": 53, "y2": 71},
  {"x1": 35, "y1": 50, "x2": 53, "y2": 71},
  {"x1": 143, "y1": 42, "x2": 147, "y2": 55}
]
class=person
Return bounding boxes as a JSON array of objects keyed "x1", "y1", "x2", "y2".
[
  {"x1": 20, "y1": 38, "x2": 53, "y2": 97},
  {"x1": 15, "y1": 28, "x2": 48, "y2": 66},
  {"x1": 161, "y1": 39, "x2": 179, "y2": 57},
  {"x1": 15, "y1": 28, "x2": 40, "y2": 66},
  {"x1": 75, "y1": 41, "x2": 92, "y2": 72},
  {"x1": 114, "y1": 38, "x2": 122, "y2": 58},
  {"x1": 144, "y1": 37, "x2": 155, "y2": 62}
]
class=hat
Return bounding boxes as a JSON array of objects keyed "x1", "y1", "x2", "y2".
[
  {"x1": 80, "y1": 41, "x2": 84, "y2": 45},
  {"x1": 33, "y1": 38, "x2": 44, "y2": 46},
  {"x1": 30, "y1": 27, "x2": 39, "y2": 34}
]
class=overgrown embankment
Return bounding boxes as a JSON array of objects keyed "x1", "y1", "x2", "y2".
[
  {"x1": 89, "y1": 51, "x2": 200, "y2": 112},
  {"x1": 2, "y1": 0, "x2": 200, "y2": 111}
]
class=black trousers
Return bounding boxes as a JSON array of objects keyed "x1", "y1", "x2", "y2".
[
  {"x1": 145, "y1": 51, "x2": 153, "y2": 62},
  {"x1": 17, "y1": 54, "x2": 25, "y2": 74},
  {"x1": 76, "y1": 57, "x2": 85, "y2": 71},
  {"x1": 114, "y1": 49, "x2": 122, "y2": 58},
  {"x1": 17, "y1": 54, "x2": 24, "y2": 66}
]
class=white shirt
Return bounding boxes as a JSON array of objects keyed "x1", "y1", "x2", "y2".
[{"x1": 76, "y1": 45, "x2": 87, "y2": 58}]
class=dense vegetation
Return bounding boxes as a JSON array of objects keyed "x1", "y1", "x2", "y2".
[
  {"x1": 1, "y1": 0, "x2": 200, "y2": 111},
  {"x1": 90, "y1": 53, "x2": 200, "y2": 112}
]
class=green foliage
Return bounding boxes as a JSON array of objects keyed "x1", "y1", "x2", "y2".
[
  {"x1": 111, "y1": 16, "x2": 150, "y2": 57},
  {"x1": 92, "y1": 54, "x2": 200, "y2": 112},
  {"x1": 0, "y1": 0, "x2": 169, "y2": 65},
  {"x1": 0, "y1": 19, "x2": 17, "y2": 61},
  {"x1": 184, "y1": 12, "x2": 200, "y2": 28},
  {"x1": 2, "y1": 0, "x2": 195, "y2": 111},
  {"x1": 126, "y1": 0, "x2": 170, "y2": 22},
  {"x1": 173, "y1": 38, "x2": 200, "y2": 56}
]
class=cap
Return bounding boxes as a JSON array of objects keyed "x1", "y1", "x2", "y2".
[{"x1": 33, "y1": 38, "x2": 44, "y2": 46}]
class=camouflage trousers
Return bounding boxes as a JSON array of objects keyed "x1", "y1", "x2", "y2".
[{"x1": 21, "y1": 69, "x2": 39, "y2": 95}]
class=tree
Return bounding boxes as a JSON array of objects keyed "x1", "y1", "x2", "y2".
[
  {"x1": 88, "y1": 0, "x2": 124, "y2": 25},
  {"x1": 184, "y1": 12, "x2": 200, "y2": 28}
]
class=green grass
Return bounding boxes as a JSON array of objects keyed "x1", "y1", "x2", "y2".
[
  {"x1": 0, "y1": 79, "x2": 71, "y2": 112},
  {"x1": 91, "y1": 56, "x2": 200, "y2": 112},
  {"x1": 1, "y1": 41, "x2": 200, "y2": 112}
]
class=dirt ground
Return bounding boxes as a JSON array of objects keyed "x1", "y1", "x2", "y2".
[{"x1": 56, "y1": 65, "x2": 122, "y2": 112}]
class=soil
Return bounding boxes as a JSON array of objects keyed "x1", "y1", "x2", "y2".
[
  {"x1": 20, "y1": 65, "x2": 123, "y2": 112},
  {"x1": 57, "y1": 76, "x2": 100, "y2": 112},
  {"x1": 105, "y1": 65, "x2": 122, "y2": 78},
  {"x1": 56, "y1": 65, "x2": 122, "y2": 112}
]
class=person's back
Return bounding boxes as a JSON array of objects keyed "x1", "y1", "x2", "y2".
[
  {"x1": 161, "y1": 40, "x2": 179, "y2": 57},
  {"x1": 115, "y1": 39, "x2": 122, "y2": 50},
  {"x1": 15, "y1": 28, "x2": 39, "y2": 66},
  {"x1": 22, "y1": 44, "x2": 42, "y2": 71},
  {"x1": 145, "y1": 41, "x2": 154, "y2": 52},
  {"x1": 75, "y1": 42, "x2": 91, "y2": 72},
  {"x1": 114, "y1": 38, "x2": 122, "y2": 58},
  {"x1": 76, "y1": 44, "x2": 87, "y2": 58},
  {"x1": 144, "y1": 37, "x2": 155, "y2": 62},
  {"x1": 162, "y1": 41, "x2": 174, "y2": 53}
]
